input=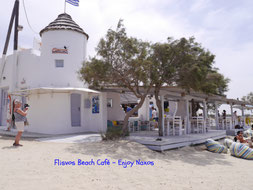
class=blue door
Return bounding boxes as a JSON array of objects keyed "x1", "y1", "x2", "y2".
[{"x1": 71, "y1": 93, "x2": 81, "y2": 126}]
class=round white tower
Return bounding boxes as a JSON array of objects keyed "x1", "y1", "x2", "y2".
[{"x1": 38, "y1": 13, "x2": 89, "y2": 88}]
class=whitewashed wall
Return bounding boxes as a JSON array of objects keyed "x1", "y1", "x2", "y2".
[
  {"x1": 148, "y1": 97, "x2": 177, "y2": 116},
  {"x1": 81, "y1": 92, "x2": 107, "y2": 133},
  {"x1": 107, "y1": 92, "x2": 125, "y2": 121},
  {"x1": 100, "y1": 92, "x2": 108, "y2": 132},
  {"x1": 27, "y1": 92, "x2": 106, "y2": 134},
  {"x1": 27, "y1": 93, "x2": 72, "y2": 134},
  {"x1": 1, "y1": 30, "x2": 88, "y2": 90},
  {"x1": 176, "y1": 100, "x2": 187, "y2": 117},
  {"x1": 0, "y1": 55, "x2": 14, "y2": 89},
  {"x1": 168, "y1": 101, "x2": 177, "y2": 116},
  {"x1": 38, "y1": 30, "x2": 88, "y2": 88},
  {"x1": 17, "y1": 50, "x2": 40, "y2": 89},
  {"x1": 138, "y1": 97, "x2": 150, "y2": 121},
  {"x1": 0, "y1": 50, "x2": 41, "y2": 90}
]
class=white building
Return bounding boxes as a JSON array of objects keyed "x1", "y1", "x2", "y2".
[{"x1": 0, "y1": 13, "x2": 109, "y2": 134}]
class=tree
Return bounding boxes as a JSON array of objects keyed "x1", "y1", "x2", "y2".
[
  {"x1": 79, "y1": 21, "x2": 230, "y2": 137},
  {"x1": 190, "y1": 69, "x2": 230, "y2": 116},
  {"x1": 199, "y1": 69, "x2": 230, "y2": 96},
  {"x1": 79, "y1": 20, "x2": 153, "y2": 135},
  {"x1": 242, "y1": 92, "x2": 253, "y2": 104},
  {"x1": 149, "y1": 37, "x2": 229, "y2": 136}
]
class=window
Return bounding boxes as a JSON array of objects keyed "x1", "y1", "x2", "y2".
[
  {"x1": 107, "y1": 98, "x2": 112, "y2": 107},
  {"x1": 55, "y1": 59, "x2": 64, "y2": 68}
]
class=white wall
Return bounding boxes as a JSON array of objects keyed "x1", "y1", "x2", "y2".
[
  {"x1": 27, "y1": 91, "x2": 106, "y2": 134},
  {"x1": 0, "y1": 50, "x2": 42, "y2": 90},
  {"x1": 39, "y1": 30, "x2": 88, "y2": 88},
  {"x1": 168, "y1": 101, "x2": 177, "y2": 116},
  {"x1": 0, "y1": 29, "x2": 89, "y2": 92},
  {"x1": 17, "y1": 49, "x2": 40, "y2": 89},
  {"x1": 138, "y1": 97, "x2": 150, "y2": 121},
  {"x1": 176, "y1": 100, "x2": 187, "y2": 117},
  {"x1": 0, "y1": 55, "x2": 14, "y2": 89},
  {"x1": 100, "y1": 92, "x2": 108, "y2": 132},
  {"x1": 28, "y1": 93, "x2": 73, "y2": 134},
  {"x1": 106, "y1": 92, "x2": 125, "y2": 121},
  {"x1": 81, "y1": 92, "x2": 107, "y2": 133},
  {"x1": 149, "y1": 97, "x2": 177, "y2": 117}
]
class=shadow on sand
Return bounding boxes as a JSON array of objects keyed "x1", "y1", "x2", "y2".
[
  {"x1": 2, "y1": 146, "x2": 19, "y2": 149},
  {"x1": 66, "y1": 140, "x2": 233, "y2": 167},
  {"x1": 0, "y1": 135, "x2": 35, "y2": 150}
]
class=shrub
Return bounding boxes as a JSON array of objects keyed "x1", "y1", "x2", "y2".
[{"x1": 101, "y1": 126, "x2": 129, "y2": 140}]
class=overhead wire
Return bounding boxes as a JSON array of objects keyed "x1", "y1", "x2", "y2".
[{"x1": 22, "y1": 0, "x2": 39, "y2": 35}]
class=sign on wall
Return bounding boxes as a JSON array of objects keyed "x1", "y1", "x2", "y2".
[
  {"x1": 92, "y1": 96, "x2": 99, "y2": 114},
  {"x1": 52, "y1": 48, "x2": 68, "y2": 54},
  {"x1": 84, "y1": 99, "x2": 91, "y2": 108}
]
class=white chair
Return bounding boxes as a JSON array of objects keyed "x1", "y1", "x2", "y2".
[
  {"x1": 166, "y1": 116, "x2": 174, "y2": 136},
  {"x1": 172, "y1": 116, "x2": 183, "y2": 136},
  {"x1": 191, "y1": 117, "x2": 198, "y2": 133},
  {"x1": 128, "y1": 121, "x2": 134, "y2": 132},
  {"x1": 225, "y1": 117, "x2": 232, "y2": 130},
  {"x1": 197, "y1": 117, "x2": 205, "y2": 133},
  {"x1": 128, "y1": 120, "x2": 141, "y2": 132},
  {"x1": 140, "y1": 121, "x2": 150, "y2": 131},
  {"x1": 133, "y1": 120, "x2": 141, "y2": 132},
  {"x1": 181, "y1": 117, "x2": 187, "y2": 135},
  {"x1": 191, "y1": 117, "x2": 204, "y2": 133}
]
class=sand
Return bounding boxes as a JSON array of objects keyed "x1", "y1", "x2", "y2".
[{"x1": 0, "y1": 135, "x2": 252, "y2": 190}]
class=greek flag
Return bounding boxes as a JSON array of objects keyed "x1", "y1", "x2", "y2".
[{"x1": 66, "y1": 0, "x2": 79, "y2": 7}]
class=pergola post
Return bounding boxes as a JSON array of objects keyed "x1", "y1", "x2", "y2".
[
  {"x1": 185, "y1": 98, "x2": 191, "y2": 134},
  {"x1": 241, "y1": 105, "x2": 245, "y2": 127},
  {"x1": 161, "y1": 95, "x2": 165, "y2": 136},
  {"x1": 230, "y1": 103, "x2": 233, "y2": 129},
  {"x1": 215, "y1": 102, "x2": 219, "y2": 130},
  {"x1": 203, "y1": 100, "x2": 207, "y2": 133}
]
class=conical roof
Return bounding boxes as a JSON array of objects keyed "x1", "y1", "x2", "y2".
[{"x1": 40, "y1": 13, "x2": 89, "y2": 39}]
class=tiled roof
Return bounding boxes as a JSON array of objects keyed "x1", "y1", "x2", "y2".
[{"x1": 40, "y1": 13, "x2": 89, "y2": 39}]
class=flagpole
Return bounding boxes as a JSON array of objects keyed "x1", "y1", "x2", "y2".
[{"x1": 64, "y1": 0, "x2": 66, "y2": 13}]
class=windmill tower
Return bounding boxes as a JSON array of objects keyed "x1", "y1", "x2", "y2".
[{"x1": 38, "y1": 13, "x2": 89, "y2": 87}]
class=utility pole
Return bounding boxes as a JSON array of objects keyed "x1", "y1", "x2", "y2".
[
  {"x1": 0, "y1": 0, "x2": 20, "y2": 130},
  {"x1": 12, "y1": 0, "x2": 20, "y2": 93},
  {"x1": 0, "y1": 0, "x2": 20, "y2": 87}
]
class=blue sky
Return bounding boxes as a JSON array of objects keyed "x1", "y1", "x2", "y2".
[{"x1": 0, "y1": 0, "x2": 252, "y2": 103}]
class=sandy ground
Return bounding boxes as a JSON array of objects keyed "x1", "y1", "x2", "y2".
[{"x1": 0, "y1": 135, "x2": 253, "y2": 190}]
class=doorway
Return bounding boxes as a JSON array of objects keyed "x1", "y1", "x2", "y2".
[
  {"x1": 71, "y1": 93, "x2": 81, "y2": 127},
  {"x1": 0, "y1": 88, "x2": 8, "y2": 126}
]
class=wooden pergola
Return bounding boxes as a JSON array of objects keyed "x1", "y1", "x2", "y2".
[{"x1": 102, "y1": 86, "x2": 253, "y2": 136}]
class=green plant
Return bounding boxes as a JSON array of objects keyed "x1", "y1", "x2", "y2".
[{"x1": 101, "y1": 126, "x2": 129, "y2": 140}]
